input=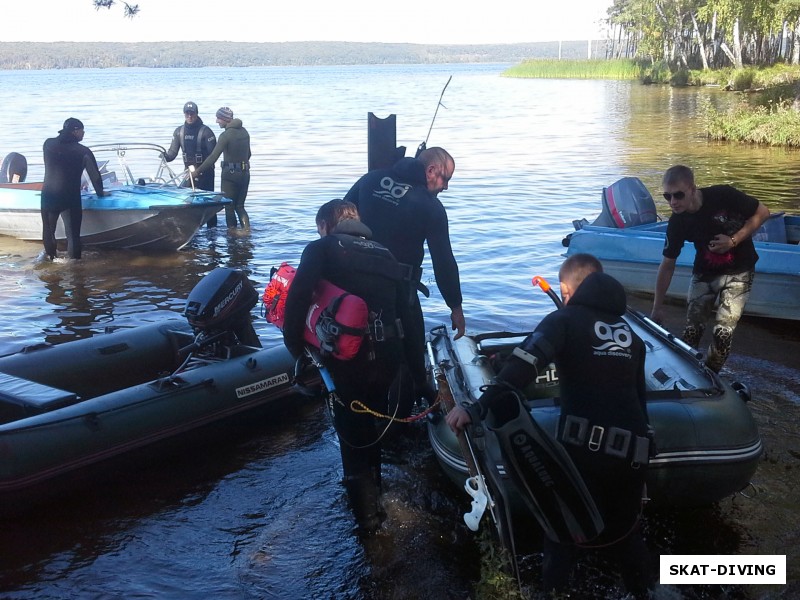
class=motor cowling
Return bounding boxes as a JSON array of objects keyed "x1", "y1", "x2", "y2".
[{"x1": 184, "y1": 267, "x2": 260, "y2": 347}]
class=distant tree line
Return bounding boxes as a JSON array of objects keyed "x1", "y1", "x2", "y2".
[
  {"x1": 0, "y1": 41, "x2": 601, "y2": 70},
  {"x1": 606, "y1": 0, "x2": 800, "y2": 69}
]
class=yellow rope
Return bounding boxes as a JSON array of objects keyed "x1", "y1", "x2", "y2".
[{"x1": 349, "y1": 396, "x2": 441, "y2": 423}]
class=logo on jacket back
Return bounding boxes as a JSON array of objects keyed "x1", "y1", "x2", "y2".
[
  {"x1": 592, "y1": 320, "x2": 633, "y2": 358},
  {"x1": 373, "y1": 176, "x2": 412, "y2": 206}
]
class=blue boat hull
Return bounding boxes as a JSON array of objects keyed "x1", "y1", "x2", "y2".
[
  {"x1": 0, "y1": 144, "x2": 230, "y2": 252},
  {"x1": 564, "y1": 216, "x2": 800, "y2": 321}
]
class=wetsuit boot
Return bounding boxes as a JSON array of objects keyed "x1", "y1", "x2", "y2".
[{"x1": 343, "y1": 475, "x2": 383, "y2": 534}]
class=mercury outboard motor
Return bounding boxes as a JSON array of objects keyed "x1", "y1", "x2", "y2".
[{"x1": 184, "y1": 267, "x2": 261, "y2": 351}]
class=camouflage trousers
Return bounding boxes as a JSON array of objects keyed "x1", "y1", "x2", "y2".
[{"x1": 681, "y1": 270, "x2": 754, "y2": 372}]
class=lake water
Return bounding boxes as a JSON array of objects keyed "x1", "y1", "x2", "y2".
[{"x1": 0, "y1": 63, "x2": 798, "y2": 599}]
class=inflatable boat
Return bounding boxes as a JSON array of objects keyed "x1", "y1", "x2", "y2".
[
  {"x1": 0, "y1": 268, "x2": 315, "y2": 507},
  {"x1": 426, "y1": 303, "x2": 763, "y2": 535}
]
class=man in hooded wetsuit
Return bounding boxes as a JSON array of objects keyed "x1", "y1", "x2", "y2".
[
  {"x1": 344, "y1": 147, "x2": 465, "y2": 415},
  {"x1": 282, "y1": 199, "x2": 411, "y2": 534},
  {"x1": 447, "y1": 254, "x2": 655, "y2": 599},
  {"x1": 195, "y1": 107, "x2": 251, "y2": 229},
  {"x1": 41, "y1": 117, "x2": 108, "y2": 260},
  {"x1": 163, "y1": 101, "x2": 218, "y2": 227}
]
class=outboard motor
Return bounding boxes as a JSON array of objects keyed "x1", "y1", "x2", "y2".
[
  {"x1": 592, "y1": 177, "x2": 658, "y2": 228},
  {"x1": 1, "y1": 152, "x2": 28, "y2": 184},
  {"x1": 184, "y1": 267, "x2": 261, "y2": 351}
]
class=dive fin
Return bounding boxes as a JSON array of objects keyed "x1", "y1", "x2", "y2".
[{"x1": 487, "y1": 391, "x2": 604, "y2": 544}]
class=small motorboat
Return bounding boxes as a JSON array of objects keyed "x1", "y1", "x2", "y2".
[
  {"x1": 0, "y1": 144, "x2": 230, "y2": 252},
  {"x1": 425, "y1": 297, "x2": 762, "y2": 540},
  {"x1": 0, "y1": 268, "x2": 316, "y2": 510},
  {"x1": 562, "y1": 177, "x2": 800, "y2": 321}
]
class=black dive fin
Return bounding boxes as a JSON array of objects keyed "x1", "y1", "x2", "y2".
[{"x1": 487, "y1": 391, "x2": 604, "y2": 544}]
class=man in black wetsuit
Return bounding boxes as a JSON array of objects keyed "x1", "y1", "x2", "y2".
[
  {"x1": 41, "y1": 117, "x2": 108, "y2": 260},
  {"x1": 163, "y1": 101, "x2": 218, "y2": 227},
  {"x1": 344, "y1": 147, "x2": 464, "y2": 414},
  {"x1": 282, "y1": 199, "x2": 410, "y2": 533},
  {"x1": 447, "y1": 254, "x2": 655, "y2": 599}
]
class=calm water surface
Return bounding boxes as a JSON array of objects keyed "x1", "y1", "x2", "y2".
[{"x1": 0, "y1": 64, "x2": 798, "y2": 599}]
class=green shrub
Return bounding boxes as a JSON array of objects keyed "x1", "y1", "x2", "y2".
[
  {"x1": 731, "y1": 69, "x2": 756, "y2": 91},
  {"x1": 671, "y1": 68, "x2": 690, "y2": 86}
]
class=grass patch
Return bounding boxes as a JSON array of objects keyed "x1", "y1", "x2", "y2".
[
  {"x1": 698, "y1": 64, "x2": 800, "y2": 146},
  {"x1": 474, "y1": 527, "x2": 527, "y2": 599},
  {"x1": 502, "y1": 58, "x2": 642, "y2": 80},
  {"x1": 703, "y1": 96, "x2": 800, "y2": 146}
]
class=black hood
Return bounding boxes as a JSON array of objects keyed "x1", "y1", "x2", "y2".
[
  {"x1": 392, "y1": 157, "x2": 426, "y2": 186},
  {"x1": 569, "y1": 271, "x2": 627, "y2": 316},
  {"x1": 332, "y1": 218, "x2": 373, "y2": 239}
]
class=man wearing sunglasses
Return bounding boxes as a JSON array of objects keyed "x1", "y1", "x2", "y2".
[{"x1": 651, "y1": 165, "x2": 770, "y2": 372}]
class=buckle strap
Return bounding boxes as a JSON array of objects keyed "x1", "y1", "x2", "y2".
[
  {"x1": 561, "y1": 415, "x2": 650, "y2": 467},
  {"x1": 368, "y1": 317, "x2": 404, "y2": 341}
]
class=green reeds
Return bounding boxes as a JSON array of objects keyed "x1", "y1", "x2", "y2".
[{"x1": 502, "y1": 59, "x2": 642, "y2": 80}]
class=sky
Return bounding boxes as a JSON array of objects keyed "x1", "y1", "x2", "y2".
[{"x1": 5, "y1": 0, "x2": 611, "y2": 45}]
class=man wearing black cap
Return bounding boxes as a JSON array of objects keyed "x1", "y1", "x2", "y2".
[
  {"x1": 163, "y1": 101, "x2": 218, "y2": 227},
  {"x1": 41, "y1": 117, "x2": 108, "y2": 260}
]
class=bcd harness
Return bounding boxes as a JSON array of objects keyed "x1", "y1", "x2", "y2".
[
  {"x1": 263, "y1": 234, "x2": 413, "y2": 360},
  {"x1": 178, "y1": 124, "x2": 214, "y2": 167}
]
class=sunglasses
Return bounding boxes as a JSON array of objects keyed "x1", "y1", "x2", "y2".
[{"x1": 662, "y1": 191, "x2": 686, "y2": 201}]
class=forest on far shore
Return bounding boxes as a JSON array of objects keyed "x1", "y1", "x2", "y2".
[{"x1": 0, "y1": 40, "x2": 605, "y2": 70}]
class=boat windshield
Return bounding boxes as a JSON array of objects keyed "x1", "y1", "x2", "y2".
[{"x1": 83, "y1": 143, "x2": 189, "y2": 190}]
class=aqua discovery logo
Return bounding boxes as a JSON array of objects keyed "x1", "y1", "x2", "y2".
[{"x1": 592, "y1": 320, "x2": 633, "y2": 357}]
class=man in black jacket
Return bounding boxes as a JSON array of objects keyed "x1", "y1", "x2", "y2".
[
  {"x1": 163, "y1": 101, "x2": 218, "y2": 227},
  {"x1": 344, "y1": 147, "x2": 464, "y2": 413},
  {"x1": 41, "y1": 117, "x2": 107, "y2": 260}
]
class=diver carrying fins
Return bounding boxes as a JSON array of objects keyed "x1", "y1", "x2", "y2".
[
  {"x1": 447, "y1": 254, "x2": 656, "y2": 598},
  {"x1": 483, "y1": 384, "x2": 604, "y2": 544}
]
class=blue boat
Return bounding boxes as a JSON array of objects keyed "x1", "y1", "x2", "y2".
[
  {"x1": 562, "y1": 177, "x2": 800, "y2": 321},
  {"x1": 0, "y1": 144, "x2": 229, "y2": 252}
]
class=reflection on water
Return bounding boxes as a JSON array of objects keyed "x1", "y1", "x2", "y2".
[{"x1": 0, "y1": 64, "x2": 798, "y2": 599}]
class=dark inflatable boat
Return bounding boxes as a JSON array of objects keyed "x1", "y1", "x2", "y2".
[
  {"x1": 0, "y1": 268, "x2": 314, "y2": 508},
  {"x1": 426, "y1": 307, "x2": 763, "y2": 533}
]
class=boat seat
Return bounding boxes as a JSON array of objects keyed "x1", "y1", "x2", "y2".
[{"x1": 0, "y1": 371, "x2": 79, "y2": 416}]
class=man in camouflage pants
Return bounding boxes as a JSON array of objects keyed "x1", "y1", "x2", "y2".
[{"x1": 651, "y1": 165, "x2": 770, "y2": 372}]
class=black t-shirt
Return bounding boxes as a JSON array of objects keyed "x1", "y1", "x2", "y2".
[{"x1": 663, "y1": 184, "x2": 760, "y2": 275}]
